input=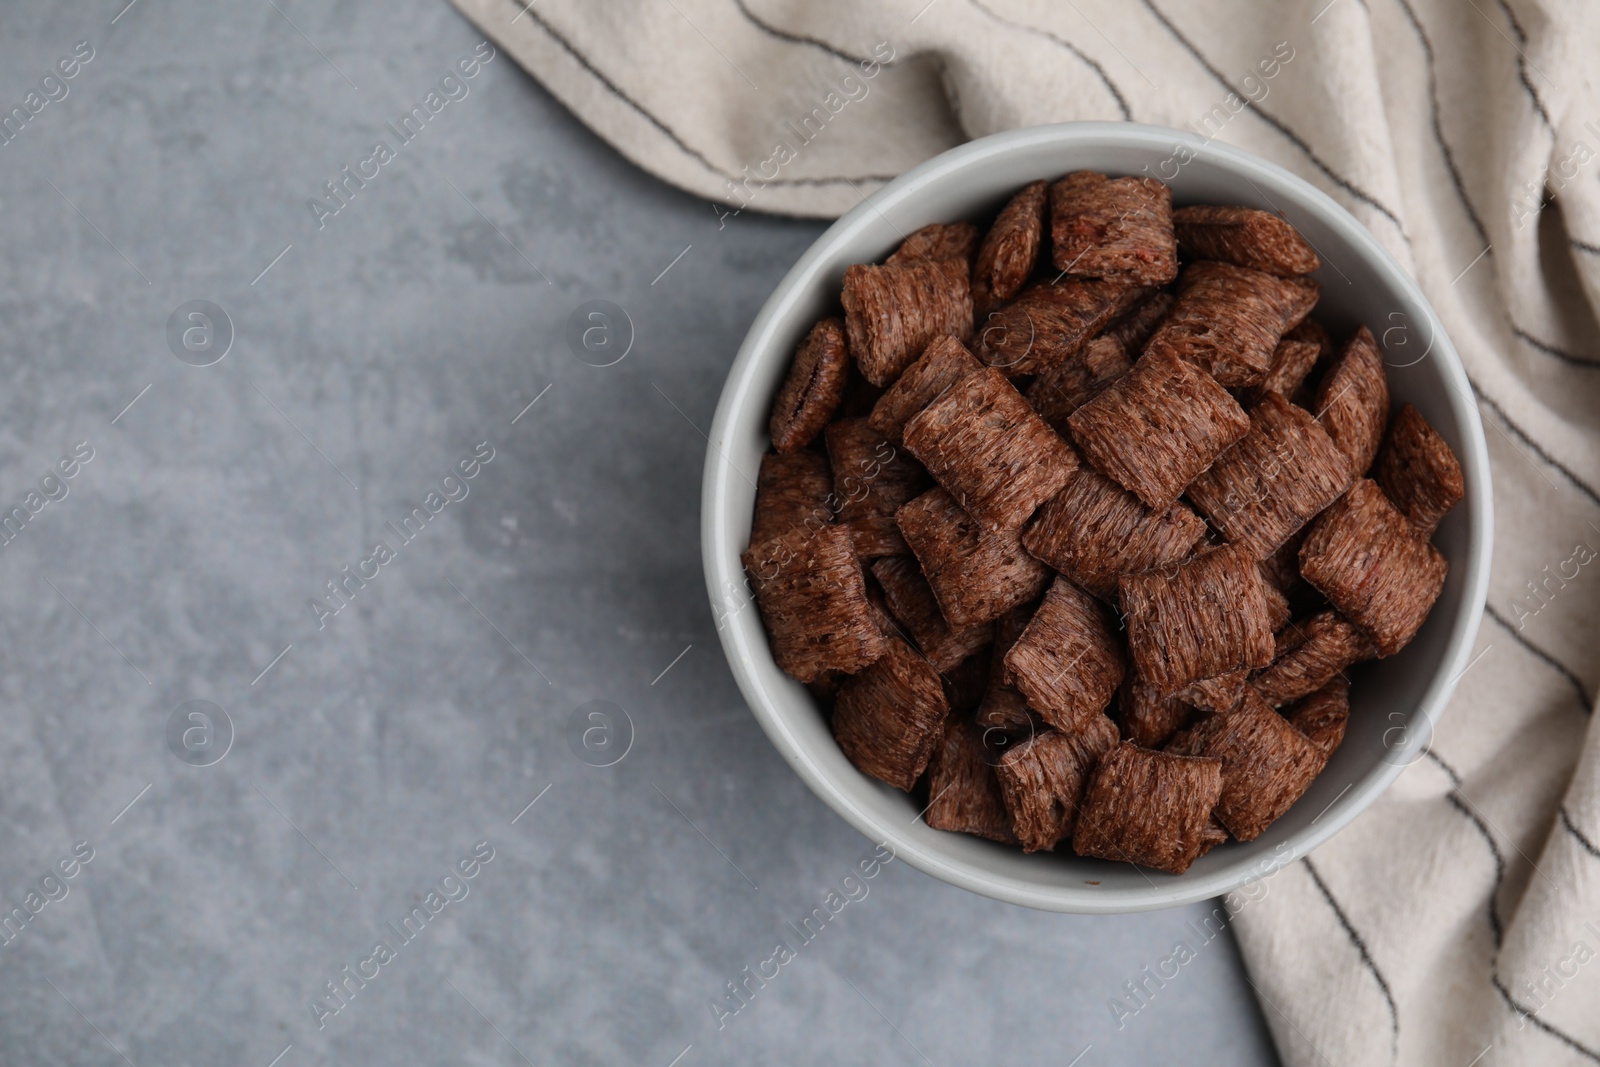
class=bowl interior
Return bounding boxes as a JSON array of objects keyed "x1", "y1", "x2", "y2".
[{"x1": 703, "y1": 122, "x2": 1491, "y2": 913}]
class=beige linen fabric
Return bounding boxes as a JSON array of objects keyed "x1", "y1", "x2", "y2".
[{"x1": 449, "y1": 0, "x2": 1600, "y2": 1062}]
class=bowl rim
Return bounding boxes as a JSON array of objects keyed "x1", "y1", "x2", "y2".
[{"x1": 701, "y1": 120, "x2": 1492, "y2": 913}]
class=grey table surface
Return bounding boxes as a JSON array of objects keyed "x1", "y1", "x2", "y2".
[{"x1": 0, "y1": 1, "x2": 1281, "y2": 1064}]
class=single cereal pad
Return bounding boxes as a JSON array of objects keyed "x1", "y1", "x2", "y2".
[
  {"x1": 923, "y1": 714, "x2": 1017, "y2": 843},
  {"x1": 1022, "y1": 466, "x2": 1206, "y2": 598},
  {"x1": 1315, "y1": 325, "x2": 1389, "y2": 473},
  {"x1": 750, "y1": 450, "x2": 833, "y2": 545},
  {"x1": 1253, "y1": 609, "x2": 1376, "y2": 707},
  {"x1": 742, "y1": 524, "x2": 887, "y2": 683},
  {"x1": 995, "y1": 716, "x2": 1120, "y2": 852},
  {"x1": 1003, "y1": 577, "x2": 1126, "y2": 730},
  {"x1": 843, "y1": 259, "x2": 973, "y2": 387},
  {"x1": 769, "y1": 317, "x2": 850, "y2": 452},
  {"x1": 1142, "y1": 261, "x2": 1321, "y2": 387},
  {"x1": 1186, "y1": 392, "x2": 1355, "y2": 558},
  {"x1": 885, "y1": 222, "x2": 980, "y2": 267},
  {"x1": 1371, "y1": 403, "x2": 1464, "y2": 535},
  {"x1": 1050, "y1": 171, "x2": 1178, "y2": 286},
  {"x1": 831, "y1": 635, "x2": 949, "y2": 790},
  {"x1": 1119, "y1": 544, "x2": 1277, "y2": 694},
  {"x1": 896, "y1": 488, "x2": 1052, "y2": 626},
  {"x1": 1072, "y1": 743, "x2": 1224, "y2": 874},
  {"x1": 903, "y1": 366, "x2": 1079, "y2": 532},
  {"x1": 1172, "y1": 205, "x2": 1321, "y2": 276},
  {"x1": 1299, "y1": 479, "x2": 1447, "y2": 656},
  {"x1": 871, "y1": 555, "x2": 994, "y2": 672},
  {"x1": 1068, "y1": 347, "x2": 1250, "y2": 508},
  {"x1": 975, "y1": 278, "x2": 1134, "y2": 375},
  {"x1": 1177, "y1": 687, "x2": 1328, "y2": 841},
  {"x1": 868, "y1": 336, "x2": 983, "y2": 445},
  {"x1": 972, "y1": 180, "x2": 1047, "y2": 312}
]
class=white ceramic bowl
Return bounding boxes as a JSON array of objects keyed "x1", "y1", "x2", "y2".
[{"x1": 702, "y1": 122, "x2": 1491, "y2": 913}]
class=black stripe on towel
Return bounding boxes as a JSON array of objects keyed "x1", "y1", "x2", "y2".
[
  {"x1": 1137, "y1": 0, "x2": 1406, "y2": 233},
  {"x1": 1510, "y1": 324, "x2": 1600, "y2": 369},
  {"x1": 1389, "y1": 0, "x2": 1492, "y2": 249},
  {"x1": 1484, "y1": 605, "x2": 1594, "y2": 711},
  {"x1": 1490, "y1": 0, "x2": 1553, "y2": 125},
  {"x1": 517, "y1": 5, "x2": 900, "y2": 190},
  {"x1": 1445, "y1": 793, "x2": 1506, "y2": 946},
  {"x1": 1493, "y1": 974, "x2": 1600, "y2": 1063},
  {"x1": 1561, "y1": 807, "x2": 1600, "y2": 860},
  {"x1": 1474, "y1": 387, "x2": 1600, "y2": 510},
  {"x1": 1430, "y1": 775, "x2": 1597, "y2": 1056},
  {"x1": 731, "y1": 0, "x2": 875, "y2": 65},
  {"x1": 1303, "y1": 858, "x2": 1400, "y2": 1061},
  {"x1": 1423, "y1": 747, "x2": 1464, "y2": 787},
  {"x1": 1492, "y1": 0, "x2": 1554, "y2": 127},
  {"x1": 966, "y1": 0, "x2": 1133, "y2": 120},
  {"x1": 515, "y1": 6, "x2": 732, "y2": 178}
]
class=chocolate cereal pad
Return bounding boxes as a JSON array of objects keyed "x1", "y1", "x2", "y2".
[
  {"x1": 976, "y1": 278, "x2": 1137, "y2": 376},
  {"x1": 895, "y1": 487, "x2": 1051, "y2": 627},
  {"x1": 1185, "y1": 392, "x2": 1354, "y2": 559},
  {"x1": 1067, "y1": 347, "x2": 1250, "y2": 509},
  {"x1": 742, "y1": 523, "x2": 886, "y2": 683},
  {"x1": 1315, "y1": 325, "x2": 1389, "y2": 473},
  {"x1": 923, "y1": 713, "x2": 1017, "y2": 843},
  {"x1": 831, "y1": 634, "x2": 948, "y2": 791},
  {"x1": 1119, "y1": 544, "x2": 1277, "y2": 695},
  {"x1": 902, "y1": 365, "x2": 1079, "y2": 533},
  {"x1": 769, "y1": 317, "x2": 850, "y2": 453},
  {"x1": 1021, "y1": 465, "x2": 1205, "y2": 599},
  {"x1": 1371, "y1": 403, "x2": 1464, "y2": 535},
  {"x1": 1298, "y1": 478, "x2": 1447, "y2": 657},
  {"x1": 1142, "y1": 261, "x2": 1319, "y2": 387},
  {"x1": 885, "y1": 222, "x2": 980, "y2": 268},
  {"x1": 972, "y1": 180, "x2": 1047, "y2": 313},
  {"x1": 1002, "y1": 576, "x2": 1125, "y2": 731},
  {"x1": 1172, "y1": 204, "x2": 1321, "y2": 276},
  {"x1": 1072, "y1": 743, "x2": 1223, "y2": 874},
  {"x1": 842, "y1": 258, "x2": 973, "y2": 387},
  {"x1": 1050, "y1": 171, "x2": 1178, "y2": 286},
  {"x1": 750, "y1": 450, "x2": 833, "y2": 546}
]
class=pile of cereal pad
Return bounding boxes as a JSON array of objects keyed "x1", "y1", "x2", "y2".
[{"x1": 743, "y1": 172, "x2": 1463, "y2": 874}]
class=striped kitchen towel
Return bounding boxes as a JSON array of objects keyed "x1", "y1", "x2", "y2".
[{"x1": 448, "y1": 0, "x2": 1600, "y2": 1062}]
